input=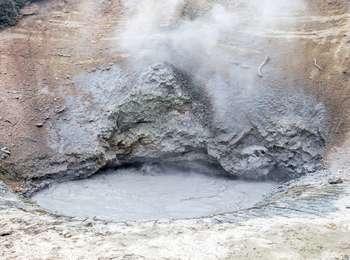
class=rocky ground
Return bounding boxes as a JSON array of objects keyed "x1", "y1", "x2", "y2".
[{"x1": 0, "y1": 0, "x2": 350, "y2": 259}]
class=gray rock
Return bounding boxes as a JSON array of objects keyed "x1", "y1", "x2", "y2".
[
  {"x1": 101, "y1": 63, "x2": 329, "y2": 181},
  {"x1": 9, "y1": 62, "x2": 328, "y2": 186},
  {"x1": 208, "y1": 88, "x2": 329, "y2": 180},
  {"x1": 102, "y1": 63, "x2": 212, "y2": 165}
]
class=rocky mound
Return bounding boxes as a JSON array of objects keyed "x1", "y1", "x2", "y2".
[
  {"x1": 103, "y1": 63, "x2": 329, "y2": 181},
  {"x1": 0, "y1": 63, "x2": 329, "y2": 187}
]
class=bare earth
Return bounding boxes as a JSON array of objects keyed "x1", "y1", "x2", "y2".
[{"x1": 0, "y1": 0, "x2": 350, "y2": 259}]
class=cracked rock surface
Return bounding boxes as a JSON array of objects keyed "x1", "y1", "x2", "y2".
[
  {"x1": 98, "y1": 63, "x2": 329, "y2": 181},
  {"x1": 6, "y1": 62, "x2": 327, "y2": 185},
  {"x1": 0, "y1": 61, "x2": 330, "y2": 188}
]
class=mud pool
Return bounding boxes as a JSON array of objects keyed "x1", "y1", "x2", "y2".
[{"x1": 32, "y1": 166, "x2": 277, "y2": 221}]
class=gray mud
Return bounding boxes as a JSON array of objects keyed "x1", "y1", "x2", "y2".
[{"x1": 32, "y1": 165, "x2": 276, "y2": 221}]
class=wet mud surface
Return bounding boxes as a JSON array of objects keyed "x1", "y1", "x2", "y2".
[{"x1": 32, "y1": 166, "x2": 276, "y2": 221}]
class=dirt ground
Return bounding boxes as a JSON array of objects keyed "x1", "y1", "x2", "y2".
[
  {"x1": 0, "y1": 0, "x2": 350, "y2": 259},
  {"x1": 0, "y1": 0, "x2": 124, "y2": 180}
]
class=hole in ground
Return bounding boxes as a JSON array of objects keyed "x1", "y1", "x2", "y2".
[{"x1": 31, "y1": 163, "x2": 277, "y2": 221}]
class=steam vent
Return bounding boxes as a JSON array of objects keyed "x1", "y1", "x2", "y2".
[{"x1": 0, "y1": 0, "x2": 349, "y2": 259}]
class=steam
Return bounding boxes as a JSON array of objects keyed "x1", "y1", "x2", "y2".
[
  {"x1": 117, "y1": 0, "x2": 305, "y2": 121},
  {"x1": 119, "y1": 1, "x2": 235, "y2": 76},
  {"x1": 118, "y1": 0, "x2": 239, "y2": 119},
  {"x1": 118, "y1": 0, "x2": 304, "y2": 66}
]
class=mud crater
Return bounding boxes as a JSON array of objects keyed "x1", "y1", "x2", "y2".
[
  {"x1": 32, "y1": 163, "x2": 276, "y2": 221},
  {"x1": 29, "y1": 62, "x2": 331, "y2": 221}
]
